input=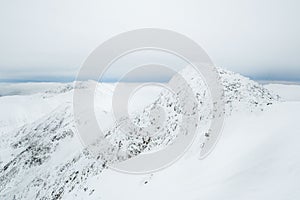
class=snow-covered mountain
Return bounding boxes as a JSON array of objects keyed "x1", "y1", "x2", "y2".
[{"x1": 1, "y1": 67, "x2": 299, "y2": 200}]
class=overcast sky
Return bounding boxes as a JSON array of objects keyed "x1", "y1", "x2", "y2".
[{"x1": 0, "y1": 0, "x2": 299, "y2": 82}]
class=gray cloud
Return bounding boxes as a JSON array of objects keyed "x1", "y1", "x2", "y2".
[{"x1": 0, "y1": 0, "x2": 299, "y2": 82}]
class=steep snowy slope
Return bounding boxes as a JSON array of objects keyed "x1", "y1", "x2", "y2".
[
  {"x1": 0, "y1": 82, "x2": 115, "y2": 134},
  {"x1": 0, "y1": 91, "x2": 71, "y2": 134},
  {"x1": 0, "y1": 68, "x2": 288, "y2": 200},
  {"x1": 95, "y1": 101, "x2": 300, "y2": 200}
]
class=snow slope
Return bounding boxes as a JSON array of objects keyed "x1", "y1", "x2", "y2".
[
  {"x1": 96, "y1": 101, "x2": 300, "y2": 200},
  {"x1": 1, "y1": 68, "x2": 299, "y2": 200},
  {"x1": 265, "y1": 83, "x2": 300, "y2": 101}
]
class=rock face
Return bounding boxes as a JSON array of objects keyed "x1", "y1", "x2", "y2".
[
  {"x1": 0, "y1": 68, "x2": 279, "y2": 200},
  {"x1": 217, "y1": 68, "x2": 279, "y2": 113}
]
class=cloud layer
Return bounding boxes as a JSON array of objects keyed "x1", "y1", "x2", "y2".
[{"x1": 0, "y1": 0, "x2": 299, "y2": 82}]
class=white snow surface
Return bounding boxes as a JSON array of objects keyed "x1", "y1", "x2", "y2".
[
  {"x1": 0, "y1": 68, "x2": 299, "y2": 200},
  {"x1": 265, "y1": 83, "x2": 300, "y2": 101}
]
